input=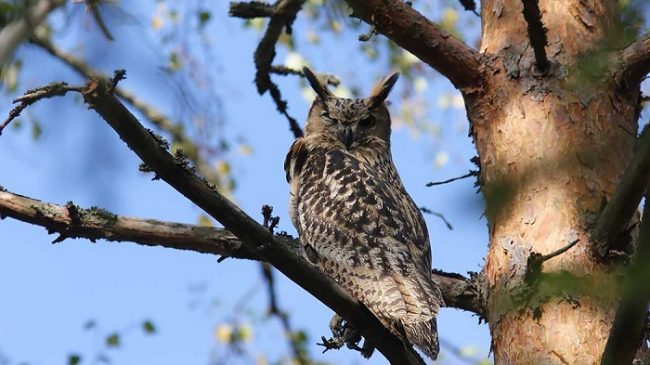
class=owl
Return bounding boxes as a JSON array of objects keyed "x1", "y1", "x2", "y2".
[{"x1": 284, "y1": 67, "x2": 443, "y2": 360}]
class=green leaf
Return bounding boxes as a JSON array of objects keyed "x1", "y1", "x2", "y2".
[
  {"x1": 198, "y1": 11, "x2": 211, "y2": 28},
  {"x1": 68, "y1": 354, "x2": 81, "y2": 365},
  {"x1": 142, "y1": 320, "x2": 156, "y2": 334},
  {"x1": 105, "y1": 333, "x2": 120, "y2": 347},
  {"x1": 31, "y1": 119, "x2": 42, "y2": 140}
]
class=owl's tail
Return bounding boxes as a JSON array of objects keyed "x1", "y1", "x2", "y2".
[{"x1": 403, "y1": 318, "x2": 439, "y2": 360}]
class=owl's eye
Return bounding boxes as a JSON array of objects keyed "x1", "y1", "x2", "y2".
[
  {"x1": 359, "y1": 115, "x2": 376, "y2": 128},
  {"x1": 320, "y1": 112, "x2": 336, "y2": 124}
]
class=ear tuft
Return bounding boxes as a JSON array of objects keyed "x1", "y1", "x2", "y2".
[
  {"x1": 369, "y1": 72, "x2": 399, "y2": 108},
  {"x1": 303, "y1": 67, "x2": 332, "y2": 102}
]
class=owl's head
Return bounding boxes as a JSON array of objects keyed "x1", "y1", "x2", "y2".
[{"x1": 302, "y1": 67, "x2": 399, "y2": 149}]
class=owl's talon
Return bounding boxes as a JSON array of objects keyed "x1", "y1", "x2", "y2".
[{"x1": 316, "y1": 314, "x2": 375, "y2": 358}]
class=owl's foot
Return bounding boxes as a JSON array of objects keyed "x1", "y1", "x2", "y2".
[{"x1": 317, "y1": 314, "x2": 375, "y2": 358}]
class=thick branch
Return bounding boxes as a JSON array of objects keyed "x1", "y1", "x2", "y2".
[
  {"x1": 0, "y1": 0, "x2": 63, "y2": 66},
  {"x1": 0, "y1": 189, "x2": 258, "y2": 258},
  {"x1": 618, "y1": 32, "x2": 650, "y2": 89},
  {"x1": 343, "y1": 0, "x2": 482, "y2": 90},
  {"x1": 75, "y1": 77, "x2": 424, "y2": 364},
  {"x1": 0, "y1": 185, "x2": 483, "y2": 315},
  {"x1": 593, "y1": 124, "x2": 650, "y2": 257},
  {"x1": 601, "y1": 193, "x2": 650, "y2": 365},
  {"x1": 520, "y1": 0, "x2": 548, "y2": 73}
]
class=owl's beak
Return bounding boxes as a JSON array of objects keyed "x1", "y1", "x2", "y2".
[{"x1": 342, "y1": 126, "x2": 354, "y2": 149}]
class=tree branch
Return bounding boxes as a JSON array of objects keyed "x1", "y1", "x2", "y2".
[
  {"x1": 343, "y1": 0, "x2": 483, "y2": 91},
  {"x1": 520, "y1": 0, "x2": 548, "y2": 73},
  {"x1": 0, "y1": 188, "x2": 258, "y2": 258},
  {"x1": 601, "y1": 190, "x2": 650, "y2": 365},
  {"x1": 34, "y1": 75, "x2": 424, "y2": 364},
  {"x1": 29, "y1": 37, "x2": 181, "y2": 140},
  {"x1": 592, "y1": 124, "x2": 650, "y2": 257},
  {"x1": 229, "y1": 1, "x2": 275, "y2": 18},
  {"x1": 0, "y1": 185, "x2": 484, "y2": 323},
  {"x1": 229, "y1": 0, "x2": 306, "y2": 138},
  {"x1": 28, "y1": 36, "x2": 230, "y2": 186},
  {"x1": 0, "y1": 0, "x2": 64, "y2": 66},
  {"x1": 618, "y1": 31, "x2": 650, "y2": 90}
]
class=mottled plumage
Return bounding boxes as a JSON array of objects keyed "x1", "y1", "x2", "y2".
[{"x1": 284, "y1": 67, "x2": 443, "y2": 359}]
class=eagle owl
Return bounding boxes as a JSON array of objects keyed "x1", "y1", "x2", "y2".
[{"x1": 284, "y1": 67, "x2": 443, "y2": 359}]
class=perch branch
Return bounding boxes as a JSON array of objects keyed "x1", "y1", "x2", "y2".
[
  {"x1": 0, "y1": 189, "x2": 258, "y2": 258},
  {"x1": 75, "y1": 76, "x2": 424, "y2": 364},
  {"x1": 343, "y1": 0, "x2": 482, "y2": 91},
  {"x1": 592, "y1": 124, "x2": 650, "y2": 257},
  {"x1": 0, "y1": 187, "x2": 482, "y2": 316},
  {"x1": 601, "y1": 192, "x2": 650, "y2": 365},
  {"x1": 520, "y1": 0, "x2": 548, "y2": 73},
  {"x1": 618, "y1": 31, "x2": 650, "y2": 90}
]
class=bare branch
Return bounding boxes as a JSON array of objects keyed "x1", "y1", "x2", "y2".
[
  {"x1": 84, "y1": 0, "x2": 115, "y2": 41},
  {"x1": 28, "y1": 36, "x2": 227, "y2": 186},
  {"x1": 524, "y1": 239, "x2": 580, "y2": 285},
  {"x1": 601, "y1": 193, "x2": 650, "y2": 365},
  {"x1": 0, "y1": 189, "x2": 258, "y2": 258},
  {"x1": 1, "y1": 82, "x2": 81, "y2": 134},
  {"x1": 593, "y1": 124, "x2": 650, "y2": 257},
  {"x1": 0, "y1": 0, "x2": 64, "y2": 66},
  {"x1": 74, "y1": 76, "x2": 425, "y2": 364},
  {"x1": 230, "y1": 0, "x2": 306, "y2": 138},
  {"x1": 520, "y1": 0, "x2": 549, "y2": 73},
  {"x1": 343, "y1": 0, "x2": 483, "y2": 91},
  {"x1": 0, "y1": 186, "x2": 483, "y2": 316},
  {"x1": 618, "y1": 31, "x2": 650, "y2": 89},
  {"x1": 426, "y1": 170, "x2": 478, "y2": 187},
  {"x1": 29, "y1": 37, "x2": 179, "y2": 136}
]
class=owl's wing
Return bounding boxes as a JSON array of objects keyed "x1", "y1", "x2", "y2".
[{"x1": 287, "y1": 144, "x2": 441, "y2": 323}]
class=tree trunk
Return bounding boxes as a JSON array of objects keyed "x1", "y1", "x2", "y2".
[{"x1": 466, "y1": 1, "x2": 640, "y2": 363}]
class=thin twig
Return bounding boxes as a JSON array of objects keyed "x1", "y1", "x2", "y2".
[
  {"x1": 420, "y1": 207, "x2": 453, "y2": 230},
  {"x1": 230, "y1": 0, "x2": 306, "y2": 139},
  {"x1": 85, "y1": 0, "x2": 114, "y2": 41},
  {"x1": 1, "y1": 82, "x2": 81, "y2": 135},
  {"x1": 426, "y1": 170, "x2": 478, "y2": 187},
  {"x1": 524, "y1": 239, "x2": 580, "y2": 285}
]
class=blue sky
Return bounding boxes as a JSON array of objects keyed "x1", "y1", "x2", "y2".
[{"x1": 0, "y1": 1, "x2": 490, "y2": 364}]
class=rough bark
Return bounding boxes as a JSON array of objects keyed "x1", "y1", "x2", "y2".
[{"x1": 467, "y1": 1, "x2": 640, "y2": 363}]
